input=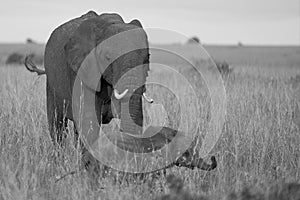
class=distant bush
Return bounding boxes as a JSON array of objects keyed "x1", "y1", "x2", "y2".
[
  {"x1": 186, "y1": 36, "x2": 200, "y2": 44},
  {"x1": 5, "y1": 52, "x2": 24, "y2": 65},
  {"x1": 5, "y1": 52, "x2": 44, "y2": 65},
  {"x1": 238, "y1": 41, "x2": 244, "y2": 47},
  {"x1": 26, "y1": 38, "x2": 37, "y2": 44},
  {"x1": 215, "y1": 60, "x2": 233, "y2": 77},
  {"x1": 288, "y1": 74, "x2": 300, "y2": 88}
]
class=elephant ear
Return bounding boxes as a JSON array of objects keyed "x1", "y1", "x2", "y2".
[
  {"x1": 129, "y1": 19, "x2": 149, "y2": 77},
  {"x1": 64, "y1": 17, "x2": 115, "y2": 91},
  {"x1": 64, "y1": 36, "x2": 91, "y2": 72},
  {"x1": 129, "y1": 19, "x2": 143, "y2": 28},
  {"x1": 65, "y1": 15, "x2": 147, "y2": 92},
  {"x1": 64, "y1": 30, "x2": 102, "y2": 91}
]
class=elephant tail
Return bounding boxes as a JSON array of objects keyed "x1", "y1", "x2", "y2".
[{"x1": 24, "y1": 55, "x2": 46, "y2": 75}]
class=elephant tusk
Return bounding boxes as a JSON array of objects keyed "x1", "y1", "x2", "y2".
[
  {"x1": 143, "y1": 93, "x2": 154, "y2": 103},
  {"x1": 114, "y1": 89, "x2": 128, "y2": 100}
]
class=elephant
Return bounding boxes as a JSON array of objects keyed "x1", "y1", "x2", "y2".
[{"x1": 24, "y1": 11, "x2": 217, "y2": 174}]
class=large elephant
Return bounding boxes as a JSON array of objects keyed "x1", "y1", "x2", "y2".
[{"x1": 25, "y1": 11, "x2": 216, "y2": 173}]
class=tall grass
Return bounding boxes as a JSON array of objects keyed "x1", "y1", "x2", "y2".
[{"x1": 0, "y1": 64, "x2": 299, "y2": 200}]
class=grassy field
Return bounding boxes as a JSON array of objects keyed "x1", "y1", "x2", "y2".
[{"x1": 0, "y1": 44, "x2": 300, "y2": 199}]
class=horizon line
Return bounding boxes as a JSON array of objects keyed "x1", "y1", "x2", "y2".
[{"x1": 0, "y1": 41, "x2": 299, "y2": 47}]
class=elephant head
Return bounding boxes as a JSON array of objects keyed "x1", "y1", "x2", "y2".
[{"x1": 65, "y1": 13, "x2": 149, "y2": 137}]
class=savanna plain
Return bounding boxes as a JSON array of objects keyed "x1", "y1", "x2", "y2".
[{"x1": 0, "y1": 43, "x2": 300, "y2": 199}]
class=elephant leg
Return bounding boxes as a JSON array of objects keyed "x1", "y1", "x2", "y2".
[
  {"x1": 80, "y1": 119, "x2": 112, "y2": 182},
  {"x1": 72, "y1": 120, "x2": 103, "y2": 175},
  {"x1": 46, "y1": 80, "x2": 68, "y2": 147},
  {"x1": 73, "y1": 124, "x2": 80, "y2": 148},
  {"x1": 98, "y1": 78, "x2": 115, "y2": 124},
  {"x1": 101, "y1": 100, "x2": 114, "y2": 124},
  {"x1": 79, "y1": 89, "x2": 109, "y2": 178}
]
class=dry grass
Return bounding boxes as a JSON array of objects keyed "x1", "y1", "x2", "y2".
[
  {"x1": 155, "y1": 174, "x2": 300, "y2": 200},
  {"x1": 0, "y1": 45, "x2": 300, "y2": 199}
]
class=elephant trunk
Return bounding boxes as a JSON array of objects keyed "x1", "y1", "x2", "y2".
[
  {"x1": 116, "y1": 66, "x2": 146, "y2": 135},
  {"x1": 120, "y1": 93, "x2": 143, "y2": 134}
]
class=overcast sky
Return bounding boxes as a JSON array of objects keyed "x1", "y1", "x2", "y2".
[{"x1": 0, "y1": 0, "x2": 299, "y2": 45}]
